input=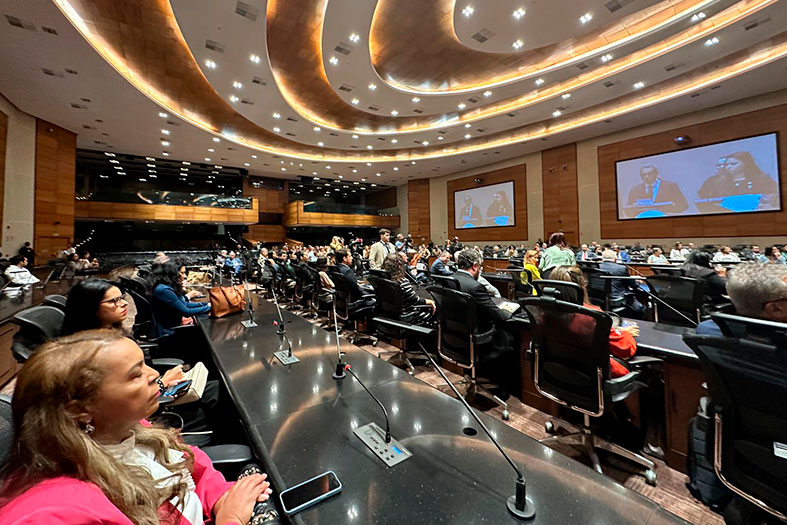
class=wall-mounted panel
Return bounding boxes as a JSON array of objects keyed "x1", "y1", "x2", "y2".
[
  {"x1": 542, "y1": 144, "x2": 579, "y2": 244},
  {"x1": 283, "y1": 201, "x2": 400, "y2": 228},
  {"x1": 408, "y1": 179, "x2": 430, "y2": 244},
  {"x1": 74, "y1": 198, "x2": 259, "y2": 224},
  {"x1": 35, "y1": 120, "x2": 75, "y2": 260},
  {"x1": 446, "y1": 165, "x2": 527, "y2": 242},
  {"x1": 598, "y1": 104, "x2": 787, "y2": 239}
]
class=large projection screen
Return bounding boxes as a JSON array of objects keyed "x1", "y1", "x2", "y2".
[
  {"x1": 454, "y1": 181, "x2": 515, "y2": 229},
  {"x1": 616, "y1": 133, "x2": 781, "y2": 220}
]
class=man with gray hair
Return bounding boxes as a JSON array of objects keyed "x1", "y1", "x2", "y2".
[
  {"x1": 452, "y1": 248, "x2": 511, "y2": 331},
  {"x1": 599, "y1": 249, "x2": 645, "y2": 317},
  {"x1": 696, "y1": 262, "x2": 787, "y2": 335}
]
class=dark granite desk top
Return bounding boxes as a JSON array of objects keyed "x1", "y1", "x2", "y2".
[
  {"x1": 204, "y1": 298, "x2": 686, "y2": 524},
  {"x1": 627, "y1": 319, "x2": 697, "y2": 361}
]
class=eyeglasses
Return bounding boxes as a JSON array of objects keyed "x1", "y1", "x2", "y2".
[{"x1": 101, "y1": 294, "x2": 128, "y2": 307}]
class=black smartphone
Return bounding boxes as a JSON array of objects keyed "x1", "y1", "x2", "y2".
[
  {"x1": 163, "y1": 379, "x2": 192, "y2": 398},
  {"x1": 279, "y1": 471, "x2": 342, "y2": 515}
]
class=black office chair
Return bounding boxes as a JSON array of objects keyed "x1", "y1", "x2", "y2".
[
  {"x1": 652, "y1": 266, "x2": 683, "y2": 276},
  {"x1": 292, "y1": 263, "x2": 314, "y2": 312},
  {"x1": 430, "y1": 274, "x2": 460, "y2": 290},
  {"x1": 427, "y1": 286, "x2": 511, "y2": 420},
  {"x1": 506, "y1": 268, "x2": 533, "y2": 300},
  {"x1": 710, "y1": 312, "x2": 787, "y2": 345},
  {"x1": 645, "y1": 275, "x2": 704, "y2": 326},
  {"x1": 683, "y1": 334, "x2": 787, "y2": 521},
  {"x1": 367, "y1": 275, "x2": 432, "y2": 373},
  {"x1": 43, "y1": 294, "x2": 68, "y2": 311},
  {"x1": 368, "y1": 268, "x2": 391, "y2": 280},
  {"x1": 583, "y1": 269, "x2": 628, "y2": 314},
  {"x1": 521, "y1": 296, "x2": 659, "y2": 484},
  {"x1": 531, "y1": 279, "x2": 584, "y2": 305},
  {"x1": 11, "y1": 306, "x2": 65, "y2": 362},
  {"x1": 128, "y1": 289, "x2": 161, "y2": 342},
  {"x1": 329, "y1": 270, "x2": 376, "y2": 345}
]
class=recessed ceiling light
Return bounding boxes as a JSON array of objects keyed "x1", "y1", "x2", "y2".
[
  {"x1": 146, "y1": 163, "x2": 155, "y2": 167},
  {"x1": 391, "y1": 139, "x2": 398, "y2": 144},
  {"x1": 208, "y1": 148, "x2": 214, "y2": 152},
  {"x1": 633, "y1": 81, "x2": 645, "y2": 89},
  {"x1": 205, "y1": 59, "x2": 216, "y2": 69},
  {"x1": 281, "y1": 167, "x2": 287, "y2": 171},
  {"x1": 161, "y1": 129, "x2": 170, "y2": 135},
  {"x1": 691, "y1": 12, "x2": 706, "y2": 22},
  {"x1": 462, "y1": 5, "x2": 474, "y2": 17},
  {"x1": 272, "y1": 112, "x2": 281, "y2": 119},
  {"x1": 352, "y1": 169, "x2": 357, "y2": 173},
  {"x1": 351, "y1": 98, "x2": 359, "y2": 105},
  {"x1": 457, "y1": 103, "x2": 466, "y2": 109},
  {"x1": 249, "y1": 54, "x2": 261, "y2": 64},
  {"x1": 113, "y1": 165, "x2": 122, "y2": 170},
  {"x1": 244, "y1": 162, "x2": 250, "y2": 166},
  {"x1": 561, "y1": 93, "x2": 571, "y2": 99},
  {"x1": 273, "y1": 126, "x2": 280, "y2": 132},
  {"x1": 483, "y1": 90, "x2": 492, "y2": 97},
  {"x1": 704, "y1": 37, "x2": 719, "y2": 46},
  {"x1": 181, "y1": 167, "x2": 188, "y2": 171},
  {"x1": 349, "y1": 33, "x2": 360, "y2": 42},
  {"x1": 464, "y1": 134, "x2": 471, "y2": 139},
  {"x1": 351, "y1": 134, "x2": 359, "y2": 139},
  {"x1": 393, "y1": 167, "x2": 399, "y2": 171},
  {"x1": 329, "y1": 56, "x2": 338, "y2": 65},
  {"x1": 422, "y1": 141, "x2": 429, "y2": 145},
  {"x1": 212, "y1": 137, "x2": 220, "y2": 142},
  {"x1": 464, "y1": 123, "x2": 471, "y2": 128},
  {"x1": 233, "y1": 81, "x2": 243, "y2": 89},
  {"x1": 205, "y1": 157, "x2": 211, "y2": 161},
  {"x1": 552, "y1": 110, "x2": 562, "y2": 117},
  {"x1": 339, "y1": 175, "x2": 344, "y2": 178},
  {"x1": 390, "y1": 110, "x2": 398, "y2": 116},
  {"x1": 229, "y1": 95, "x2": 239, "y2": 102},
  {"x1": 161, "y1": 140, "x2": 170, "y2": 146},
  {"x1": 158, "y1": 112, "x2": 167, "y2": 118},
  {"x1": 366, "y1": 145, "x2": 373, "y2": 149},
  {"x1": 411, "y1": 161, "x2": 416, "y2": 165},
  {"x1": 162, "y1": 152, "x2": 169, "y2": 156},
  {"x1": 104, "y1": 152, "x2": 116, "y2": 157},
  {"x1": 366, "y1": 162, "x2": 372, "y2": 166},
  {"x1": 109, "y1": 159, "x2": 119, "y2": 164},
  {"x1": 144, "y1": 156, "x2": 154, "y2": 161},
  {"x1": 148, "y1": 169, "x2": 156, "y2": 173},
  {"x1": 512, "y1": 7, "x2": 526, "y2": 19},
  {"x1": 368, "y1": 83, "x2": 377, "y2": 90},
  {"x1": 318, "y1": 142, "x2": 324, "y2": 147},
  {"x1": 579, "y1": 13, "x2": 593, "y2": 24},
  {"x1": 535, "y1": 78, "x2": 545, "y2": 86},
  {"x1": 325, "y1": 165, "x2": 331, "y2": 169},
  {"x1": 437, "y1": 136, "x2": 444, "y2": 140},
  {"x1": 313, "y1": 126, "x2": 321, "y2": 132},
  {"x1": 182, "y1": 161, "x2": 190, "y2": 165},
  {"x1": 412, "y1": 97, "x2": 420, "y2": 103},
  {"x1": 251, "y1": 154, "x2": 258, "y2": 159},
  {"x1": 512, "y1": 39, "x2": 523, "y2": 50},
  {"x1": 600, "y1": 54, "x2": 613, "y2": 63},
  {"x1": 139, "y1": 178, "x2": 147, "y2": 182}
]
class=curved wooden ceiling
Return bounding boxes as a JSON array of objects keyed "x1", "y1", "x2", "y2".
[{"x1": 55, "y1": 0, "x2": 787, "y2": 166}]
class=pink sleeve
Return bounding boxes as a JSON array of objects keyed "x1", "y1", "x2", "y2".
[
  {"x1": 0, "y1": 508, "x2": 104, "y2": 524},
  {"x1": 189, "y1": 446, "x2": 235, "y2": 519}
]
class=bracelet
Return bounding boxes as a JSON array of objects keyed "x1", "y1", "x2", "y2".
[{"x1": 156, "y1": 377, "x2": 165, "y2": 394}]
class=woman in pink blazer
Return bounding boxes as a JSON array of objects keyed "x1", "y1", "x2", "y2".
[{"x1": 0, "y1": 329, "x2": 271, "y2": 525}]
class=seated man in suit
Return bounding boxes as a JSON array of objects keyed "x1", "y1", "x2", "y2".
[
  {"x1": 336, "y1": 249, "x2": 375, "y2": 306},
  {"x1": 625, "y1": 164, "x2": 689, "y2": 217},
  {"x1": 599, "y1": 249, "x2": 645, "y2": 317},
  {"x1": 430, "y1": 251, "x2": 453, "y2": 276},
  {"x1": 575, "y1": 244, "x2": 597, "y2": 262}
]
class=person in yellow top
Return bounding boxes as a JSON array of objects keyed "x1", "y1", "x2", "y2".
[{"x1": 521, "y1": 249, "x2": 541, "y2": 294}]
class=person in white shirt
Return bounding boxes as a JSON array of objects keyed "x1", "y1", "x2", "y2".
[
  {"x1": 712, "y1": 246, "x2": 741, "y2": 263},
  {"x1": 647, "y1": 248, "x2": 668, "y2": 264},
  {"x1": 669, "y1": 242, "x2": 690, "y2": 261},
  {"x1": 4, "y1": 255, "x2": 40, "y2": 285}
]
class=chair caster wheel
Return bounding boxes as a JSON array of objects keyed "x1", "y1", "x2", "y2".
[
  {"x1": 544, "y1": 421, "x2": 555, "y2": 434},
  {"x1": 372, "y1": 340, "x2": 378, "y2": 347},
  {"x1": 645, "y1": 469, "x2": 657, "y2": 486},
  {"x1": 502, "y1": 410, "x2": 510, "y2": 421}
]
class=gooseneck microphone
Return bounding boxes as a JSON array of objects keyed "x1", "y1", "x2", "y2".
[
  {"x1": 240, "y1": 266, "x2": 257, "y2": 329},
  {"x1": 414, "y1": 339, "x2": 535, "y2": 519},
  {"x1": 270, "y1": 274, "x2": 299, "y2": 365},
  {"x1": 617, "y1": 271, "x2": 699, "y2": 327},
  {"x1": 330, "y1": 292, "x2": 346, "y2": 379},
  {"x1": 343, "y1": 364, "x2": 390, "y2": 443}
]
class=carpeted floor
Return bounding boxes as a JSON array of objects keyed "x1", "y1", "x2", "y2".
[{"x1": 289, "y1": 304, "x2": 723, "y2": 525}]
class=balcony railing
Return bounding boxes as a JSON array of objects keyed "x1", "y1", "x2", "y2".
[{"x1": 76, "y1": 189, "x2": 253, "y2": 209}]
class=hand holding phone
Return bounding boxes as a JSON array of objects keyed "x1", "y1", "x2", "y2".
[{"x1": 163, "y1": 379, "x2": 192, "y2": 398}]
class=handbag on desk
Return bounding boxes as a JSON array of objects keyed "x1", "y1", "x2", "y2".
[
  {"x1": 170, "y1": 362, "x2": 209, "y2": 406},
  {"x1": 209, "y1": 285, "x2": 246, "y2": 317}
]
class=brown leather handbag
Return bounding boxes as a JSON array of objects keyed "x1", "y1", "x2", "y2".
[{"x1": 208, "y1": 285, "x2": 246, "y2": 317}]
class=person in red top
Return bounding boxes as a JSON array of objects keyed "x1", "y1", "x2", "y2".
[
  {"x1": 550, "y1": 265, "x2": 639, "y2": 378},
  {"x1": 0, "y1": 329, "x2": 271, "y2": 525}
]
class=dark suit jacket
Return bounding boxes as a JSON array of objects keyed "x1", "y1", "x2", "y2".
[
  {"x1": 625, "y1": 178, "x2": 688, "y2": 216},
  {"x1": 430, "y1": 259, "x2": 453, "y2": 276},
  {"x1": 452, "y1": 270, "x2": 510, "y2": 333},
  {"x1": 337, "y1": 263, "x2": 366, "y2": 300},
  {"x1": 599, "y1": 261, "x2": 632, "y2": 298}
]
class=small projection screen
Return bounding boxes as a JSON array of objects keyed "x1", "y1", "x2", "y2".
[
  {"x1": 454, "y1": 181, "x2": 515, "y2": 229},
  {"x1": 616, "y1": 133, "x2": 780, "y2": 220}
]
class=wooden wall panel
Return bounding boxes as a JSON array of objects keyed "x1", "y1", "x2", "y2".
[
  {"x1": 243, "y1": 178, "x2": 288, "y2": 213},
  {"x1": 74, "y1": 198, "x2": 259, "y2": 224},
  {"x1": 408, "y1": 179, "x2": 431, "y2": 244},
  {"x1": 599, "y1": 104, "x2": 787, "y2": 239},
  {"x1": 35, "y1": 120, "x2": 75, "y2": 260},
  {"x1": 0, "y1": 110, "x2": 6, "y2": 234},
  {"x1": 446, "y1": 165, "x2": 527, "y2": 242},
  {"x1": 542, "y1": 144, "x2": 579, "y2": 244},
  {"x1": 283, "y1": 201, "x2": 400, "y2": 228},
  {"x1": 247, "y1": 224, "x2": 286, "y2": 243},
  {"x1": 365, "y1": 187, "x2": 397, "y2": 209}
]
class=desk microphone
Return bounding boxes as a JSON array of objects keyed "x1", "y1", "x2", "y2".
[
  {"x1": 344, "y1": 364, "x2": 390, "y2": 443},
  {"x1": 240, "y1": 276, "x2": 257, "y2": 329},
  {"x1": 271, "y1": 282, "x2": 299, "y2": 365},
  {"x1": 414, "y1": 339, "x2": 535, "y2": 519}
]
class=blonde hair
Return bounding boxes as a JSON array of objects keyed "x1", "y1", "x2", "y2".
[
  {"x1": 0, "y1": 330, "x2": 194, "y2": 525},
  {"x1": 524, "y1": 250, "x2": 539, "y2": 266}
]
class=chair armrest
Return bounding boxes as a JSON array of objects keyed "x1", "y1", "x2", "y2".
[
  {"x1": 201, "y1": 444, "x2": 253, "y2": 465},
  {"x1": 605, "y1": 370, "x2": 644, "y2": 402},
  {"x1": 627, "y1": 356, "x2": 663, "y2": 367},
  {"x1": 137, "y1": 341, "x2": 159, "y2": 352},
  {"x1": 373, "y1": 317, "x2": 436, "y2": 338},
  {"x1": 413, "y1": 304, "x2": 433, "y2": 311},
  {"x1": 151, "y1": 357, "x2": 185, "y2": 369},
  {"x1": 472, "y1": 327, "x2": 496, "y2": 346}
]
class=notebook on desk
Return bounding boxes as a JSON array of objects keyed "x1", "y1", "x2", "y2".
[{"x1": 496, "y1": 300, "x2": 521, "y2": 314}]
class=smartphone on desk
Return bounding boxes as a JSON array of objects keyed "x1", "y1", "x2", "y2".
[{"x1": 279, "y1": 471, "x2": 342, "y2": 515}]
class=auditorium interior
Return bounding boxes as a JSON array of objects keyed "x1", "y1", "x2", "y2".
[{"x1": 1, "y1": 0, "x2": 787, "y2": 523}]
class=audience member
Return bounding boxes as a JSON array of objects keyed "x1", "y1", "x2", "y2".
[
  {"x1": 0, "y1": 330, "x2": 271, "y2": 524},
  {"x1": 336, "y1": 249, "x2": 374, "y2": 305},
  {"x1": 538, "y1": 232, "x2": 575, "y2": 278},
  {"x1": 647, "y1": 247, "x2": 668, "y2": 264},
  {"x1": 223, "y1": 251, "x2": 243, "y2": 275},
  {"x1": 550, "y1": 266, "x2": 639, "y2": 378},
  {"x1": 4, "y1": 255, "x2": 39, "y2": 285},
  {"x1": 712, "y1": 246, "x2": 740, "y2": 263},
  {"x1": 79, "y1": 251, "x2": 100, "y2": 270},
  {"x1": 453, "y1": 249, "x2": 511, "y2": 334},
  {"x1": 669, "y1": 242, "x2": 689, "y2": 261},
  {"x1": 575, "y1": 243, "x2": 597, "y2": 262},
  {"x1": 599, "y1": 250, "x2": 645, "y2": 316},
  {"x1": 765, "y1": 245, "x2": 785, "y2": 264},
  {"x1": 682, "y1": 250, "x2": 728, "y2": 305},
  {"x1": 315, "y1": 256, "x2": 334, "y2": 289},
  {"x1": 381, "y1": 254, "x2": 435, "y2": 325},
  {"x1": 521, "y1": 250, "x2": 541, "y2": 288},
  {"x1": 430, "y1": 251, "x2": 453, "y2": 276},
  {"x1": 369, "y1": 229, "x2": 395, "y2": 269},
  {"x1": 151, "y1": 262, "x2": 211, "y2": 337},
  {"x1": 17, "y1": 242, "x2": 35, "y2": 266}
]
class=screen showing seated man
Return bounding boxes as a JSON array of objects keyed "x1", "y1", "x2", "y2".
[
  {"x1": 616, "y1": 133, "x2": 780, "y2": 220},
  {"x1": 454, "y1": 181, "x2": 515, "y2": 229}
]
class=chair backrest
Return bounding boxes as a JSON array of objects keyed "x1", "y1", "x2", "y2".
[
  {"x1": 430, "y1": 274, "x2": 460, "y2": 290},
  {"x1": 42, "y1": 294, "x2": 68, "y2": 311},
  {"x1": 368, "y1": 268, "x2": 391, "y2": 280},
  {"x1": 652, "y1": 266, "x2": 683, "y2": 276},
  {"x1": 521, "y1": 297, "x2": 612, "y2": 416},
  {"x1": 683, "y1": 334, "x2": 787, "y2": 518},
  {"x1": 12, "y1": 306, "x2": 65, "y2": 362},
  {"x1": 128, "y1": 289, "x2": 159, "y2": 340},
  {"x1": 645, "y1": 275, "x2": 703, "y2": 326},
  {"x1": 532, "y1": 279, "x2": 584, "y2": 305},
  {"x1": 710, "y1": 312, "x2": 787, "y2": 347},
  {"x1": 0, "y1": 394, "x2": 11, "y2": 469},
  {"x1": 506, "y1": 268, "x2": 533, "y2": 298},
  {"x1": 583, "y1": 268, "x2": 610, "y2": 309},
  {"x1": 329, "y1": 270, "x2": 352, "y2": 316},
  {"x1": 427, "y1": 285, "x2": 480, "y2": 367},
  {"x1": 367, "y1": 276, "x2": 405, "y2": 321},
  {"x1": 124, "y1": 275, "x2": 150, "y2": 297}
]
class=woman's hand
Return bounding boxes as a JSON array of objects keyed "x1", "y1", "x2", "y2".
[
  {"x1": 621, "y1": 324, "x2": 640, "y2": 338},
  {"x1": 214, "y1": 473, "x2": 273, "y2": 525},
  {"x1": 161, "y1": 365, "x2": 184, "y2": 388},
  {"x1": 425, "y1": 298, "x2": 436, "y2": 313}
]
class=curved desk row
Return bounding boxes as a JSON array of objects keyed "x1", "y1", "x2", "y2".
[{"x1": 202, "y1": 297, "x2": 686, "y2": 524}]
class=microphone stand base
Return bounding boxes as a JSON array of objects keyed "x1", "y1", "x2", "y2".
[
  {"x1": 273, "y1": 351, "x2": 299, "y2": 365},
  {"x1": 332, "y1": 362, "x2": 346, "y2": 379},
  {"x1": 506, "y1": 496, "x2": 536, "y2": 520},
  {"x1": 240, "y1": 320, "x2": 258, "y2": 328}
]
